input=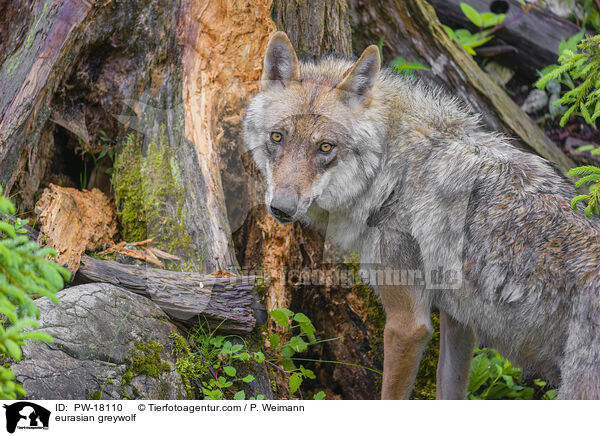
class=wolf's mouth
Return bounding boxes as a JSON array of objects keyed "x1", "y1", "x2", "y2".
[{"x1": 269, "y1": 206, "x2": 296, "y2": 224}]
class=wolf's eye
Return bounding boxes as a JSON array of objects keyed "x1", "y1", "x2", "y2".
[
  {"x1": 319, "y1": 143, "x2": 333, "y2": 153},
  {"x1": 270, "y1": 132, "x2": 282, "y2": 143}
]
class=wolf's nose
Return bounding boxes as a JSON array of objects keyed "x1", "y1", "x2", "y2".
[{"x1": 270, "y1": 194, "x2": 298, "y2": 223}]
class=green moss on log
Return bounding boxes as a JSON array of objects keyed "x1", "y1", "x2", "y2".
[{"x1": 112, "y1": 128, "x2": 194, "y2": 270}]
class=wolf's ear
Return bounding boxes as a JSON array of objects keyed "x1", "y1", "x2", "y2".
[
  {"x1": 261, "y1": 32, "x2": 300, "y2": 91},
  {"x1": 336, "y1": 45, "x2": 380, "y2": 104}
]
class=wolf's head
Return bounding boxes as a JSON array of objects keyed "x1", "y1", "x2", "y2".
[{"x1": 243, "y1": 32, "x2": 385, "y2": 224}]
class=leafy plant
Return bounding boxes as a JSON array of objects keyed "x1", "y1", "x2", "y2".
[
  {"x1": 171, "y1": 326, "x2": 265, "y2": 400},
  {"x1": 535, "y1": 34, "x2": 600, "y2": 217},
  {"x1": 78, "y1": 130, "x2": 115, "y2": 190},
  {"x1": 569, "y1": 164, "x2": 600, "y2": 216},
  {"x1": 536, "y1": 31, "x2": 592, "y2": 125},
  {"x1": 579, "y1": 0, "x2": 600, "y2": 33},
  {"x1": 376, "y1": 36, "x2": 429, "y2": 76},
  {"x1": 391, "y1": 56, "x2": 430, "y2": 76},
  {"x1": 444, "y1": 2, "x2": 506, "y2": 55},
  {"x1": 267, "y1": 308, "x2": 328, "y2": 398},
  {"x1": 172, "y1": 309, "x2": 330, "y2": 400},
  {"x1": 468, "y1": 348, "x2": 557, "y2": 400},
  {"x1": 0, "y1": 188, "x2": 70, "y2": 398}
]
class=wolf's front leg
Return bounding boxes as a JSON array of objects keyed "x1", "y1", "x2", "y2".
[
  {"x1": 380, "y1": 290, "x2": 432, "y2": 399},
  {"x1": 435, "y1": 310, "x2": 475, "y2": 399}
]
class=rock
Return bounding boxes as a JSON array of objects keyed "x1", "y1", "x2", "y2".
[
  {"x1": 12, "y1": 283, "x2": 187, "y2": 400},
  {"x1": 520, "y1": 89, "x2": 549, "y2": 114},
  {"x1": 484, "y1": 61, "x2": 514, "y2": 87},
  {"x1": 545, "y1": 0, "x2": 582, "y2": 19}
]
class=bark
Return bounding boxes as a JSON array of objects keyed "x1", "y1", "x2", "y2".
[
  {"x1": 0, "y1": 0, "x2": 93, "y2": 200},
  {"x1": 348, "y1": 0, "x2": 574, "y2": 174},
  {"x1": 77, "y1": 256, "x2": 259, "y2": 334},
  {"x1": 0, "y1": 0, "x2": 266, "y2": 273}
]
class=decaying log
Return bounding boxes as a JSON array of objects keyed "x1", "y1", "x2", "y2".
[
  {"x1": 0, "y1": 211, "x2": 261, "y2": 334},
  {"x1": 428, "y1": 0, "x2": 582, "y2": 78},
  {"x1": 348, "y1": 0, "x2": 575, "y2": 175},
  {"x1": 77, "y1": 255, "x2": 260, "y2": 334},
  {"x1": 35, "y1": 184, "x2": 118, "y2": 273}
]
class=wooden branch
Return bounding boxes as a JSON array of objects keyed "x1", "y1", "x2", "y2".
[
  {"x1": 428, "y1": 0, "x2": 582, "y2": 78},
  {"x1": 76, "y1": 256, "x2": 258, "y2": 334}
]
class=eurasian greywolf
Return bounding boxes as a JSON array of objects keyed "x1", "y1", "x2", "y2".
[{"x1": 243, "y1": 31, "x2": 600, "y2": 399}]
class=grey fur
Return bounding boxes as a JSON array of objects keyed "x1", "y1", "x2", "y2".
[{"x1": 244, "y1": 32, "x2": 600, "y2": 399}]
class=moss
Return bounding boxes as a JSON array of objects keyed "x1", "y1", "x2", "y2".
[
  {"x1": 345, "y1": 254, "x2": 439, "y2": 399},
  {"x1": 1, "y1": 1, "x2": 51, "y2": 78},
  {"x1": 87, "y1": 251, "x2": 117, "y2": 261},
  {"x1": 346, "y1": 256, "x2": 385, "y2": 355},
  {"x1": 412, "y1": 311, "x2": 440, "y2": 400},
  {"x1": 170, "y1": 327, "x2": 274, "y2": 400},
  {"x1": 120, "y1": 340, "x2": 172, "y2": 399},
  {"x1": 112, "y1": 129, "x2": 196, "y2": 271},
  {"x1": 170, "y1": 332, "x2": 197, "y2": 399}
]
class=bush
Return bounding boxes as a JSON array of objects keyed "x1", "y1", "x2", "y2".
[{"x1": 0, "y1": 189, "x2": 70, "y2": 398}]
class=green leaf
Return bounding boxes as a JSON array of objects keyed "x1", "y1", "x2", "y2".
[
  {"x1": 233, "y1": 390, "x2": 245, "y2": 400},
  {"x1": 293, "y1": 313, "x2": 311, "y2": 324},
  {"x1": 574, "y1": 145, "x2": 597, "y2": 152},
  {"x1": 443, "y1": 25, "x2": 456, "y2": 40},
  {"x1": 280, "y1": 344, "x2": 295, "y2": 358},
  {"x1": 4, "y1": 340, "x2": 22, "y2": 361},
  {"x1": 269, "y1": 309, "x2": 289, "y2": 327},
  {"x1": 468, "y1": 352, "x2": 490, "y2": 393},
  {"x1": 313, "y1": 391, "x2": 326, "y2": 400},
  {"x1": 464, "y1": 45, "x2": 477, "y2": 56},
  {"x1": 299, "y1": 365, "x2": 316, "y2": 379},
  {"x1": 288, "y1": 336, "x2": 308, "y2": 353},
  {"x1": 480, "y1": 12, "x2": 505, "y2": 27},
  {"x1": 223, "y1": 366, "x2": 236, "y2": 377},
  {"x1": 289, "y1": 372, "x2": 303, "y2": 394},
  {"x1": 281, "y1": 357, "x2": 296, "y2": 371},
  {"x1": 563, "y1": 30, "x2": 585, "y2": 54},
  {"x1": 460, "y1": 2, "x2": 483, "y2": 27},
  {"x1": 268, "y1": 334, "x2": 280, "y2": 349},
  {"x1": 242, "y1": 374, "x2": 255, "y2": 383}
]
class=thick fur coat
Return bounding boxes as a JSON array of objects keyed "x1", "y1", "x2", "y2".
[{"x1": 243, "y1": 32, "x2": 600, "y2": 399}]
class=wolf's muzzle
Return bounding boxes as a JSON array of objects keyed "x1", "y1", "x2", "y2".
[{"x1": 269, "y1": 191, "x2": 298, "y2": 223}]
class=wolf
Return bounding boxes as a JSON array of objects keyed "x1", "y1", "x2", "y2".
[{"x1": 243, "y1": 31, "x2": 600, "y2": 399}]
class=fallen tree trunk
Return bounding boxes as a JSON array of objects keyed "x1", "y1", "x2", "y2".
[
  {"x1": 0, "y1": 212, "x2": 260, "y2": 333},
  {"x1": 428, "y1": 0, "x2": 582, "y2": 78},
  {"x1": 77, "y1": 255, "x2": 260, "y2": 334}
]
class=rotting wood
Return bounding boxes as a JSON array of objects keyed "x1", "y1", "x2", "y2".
[
  {"x1": 35, "y1": 184, "x2": 118, "y2": 273},
  {"x1": 77, "y1": 255, "x2": 259, "y2": 334}
]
